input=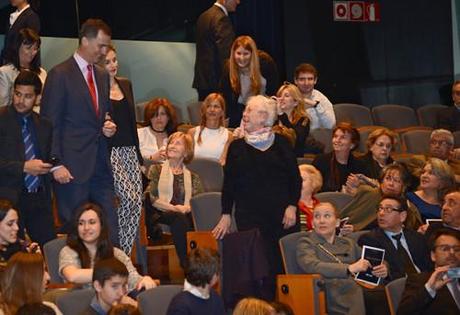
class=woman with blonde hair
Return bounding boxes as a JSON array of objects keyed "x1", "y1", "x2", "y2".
[
  {"x1": 1, "y1": 252, "x2": 62, "y2": 315},
  {"x1": 233, "y1": 298, "x2": 275, "y2": 315},
  {"x1": 221, "y1": 35, "x2": 276, "y2": 127},
  {"x1": 406, "y1": 158, "x2": 456, "y2": 223},
  {"x1": 298, "y1": 164, "x2": 322, "y2": 231},
  {"x1": 187, "y1": 93, "x2": 233, "y2": 165},
  {"x1": 276, "y1": 83, "x2": 309, "y2": 156}
]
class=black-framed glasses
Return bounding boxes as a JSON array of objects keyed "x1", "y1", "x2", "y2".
[{"x1": 377, "y1": 205, "x2": 402, "y2": 214}]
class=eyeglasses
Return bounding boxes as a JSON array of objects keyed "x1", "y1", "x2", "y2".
[
  {"x1": 430, "y1": 140, "x2": 452, "y2": 147},
  {"x1": 383, "y1": 175, "x2": 402, "y2": 184},
  {"x1": 283, "y1": 80, "x2": 294, "y2": 86},
  {"x1": 377, "y1": 205, "x2": 402, "y2": 214},
  {"x1": 374, "y1": 142, "x2": 392, "y2": 149},
  {"x1": 435, "y1": 245, "x2": 460, "y2": 254}
]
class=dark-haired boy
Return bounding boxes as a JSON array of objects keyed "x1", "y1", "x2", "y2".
[
  {"x1": 82, "y1": 258, "x2": 136, "y2": 315},
  {"x1": 167, "y1": 248, "x2": 225, "y2": 315}
]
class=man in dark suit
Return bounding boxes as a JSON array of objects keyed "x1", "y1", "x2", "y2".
[
  {"x1": 437, "y1": 81, "x2": 460, "y2": 132},
  {"x1": 1, "y1": 0, "x2": 40, "y2": 65},
  {"x1": 398, "y1": 229, "x2": 460, "y2": 315},
  {"x1": 192, "y1": 0, "x2": 238, "y2": 101},
  {"x1": 0, "y1": 70, "x2": 55, "y2": 247},
  {"x1": 40, "y1": 19, "x2": 119, "y2": 243},
  {"x1": 358, "y1": 195, "x2": 432, "y2": 280},
  {"x1": 419, "y1": 190, "x2": 460, "y2": 239}
]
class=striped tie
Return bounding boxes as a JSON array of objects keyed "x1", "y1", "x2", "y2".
[{"x1": 22, "y1": 117, "x2": 39, "y2": 191}]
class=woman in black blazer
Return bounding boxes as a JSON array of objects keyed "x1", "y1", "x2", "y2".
[{"x1": 101, "y1": 45, "x2": 143, "y2": 255}]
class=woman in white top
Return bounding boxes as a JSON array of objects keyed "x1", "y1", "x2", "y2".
[
  {"x1": 137, "y1": 98, "x2": 178, "y2": 164},
  {"x1": 187, "y1": 93, "x2": 233, "y2": 165},
  {"x1": 0, "y1": 28, "x2": 46, "y2": 108}
]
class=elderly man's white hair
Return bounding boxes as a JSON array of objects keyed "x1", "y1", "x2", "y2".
[
  {"x1": 246, "y1": 95, "x2": 277, "y2": 127},
  {"x1": 431, "y1": 129, "x2": 454, "y2": 146}
]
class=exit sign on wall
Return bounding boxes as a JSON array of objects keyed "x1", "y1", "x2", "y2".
[{"x1": 333, "y1": 1, "x2": 380, "y2": 22}]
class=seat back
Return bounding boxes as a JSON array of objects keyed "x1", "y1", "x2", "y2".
[
  {"x1": 56, "y1": 288, "x2": 95, "y2": 315},
  {"x1": 334, "y1": 103, "x2": 373, "y2": 127},
  {"x1": 279, "y1": 231, "x2": 309, "y2": 274},
  {"x1": 43, "y1": 237, "x2": 67, "y2": 284},
  {"x1": 347, "y1": 230, "x2": 370, "y2": 242},
  {"x1": 187, "y1": 101, "x2": 203, "y2": 125},
  {"x1": 417, "y1": 104, "x2": 448, "y2": 128},
  {"x1": 277, "y1": 274, "x2": 327, "y2": 315},
  {"x1": 315, "y1": 192, "x2": 354, "y2": 213},
  {"x1": 187, "y1": 158, "x2": 224, "y2": 192},
  {"x1": 310, "y1": 128, "x2": 333, "y2": 153},
  {"x1": 138, "y1": 285, "x2": 183, "y2": 315},
  {"x1": 372, "y1": 105, "x2": 419, "y2": 129},
  {"x1": 385, "y1": 277, "x2": 407, "y2": 315},
  {"x1": 401, "y1": 129, "x2": 432, "y2": 154},
  {"x1": 190, "y1": 192, "x2": 223, "y2": 231},
  {"x1": 453, "y1": 131, "x2": 460, "y2": 148}
]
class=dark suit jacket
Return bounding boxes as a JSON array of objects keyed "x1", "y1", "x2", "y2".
[
  {"x1": 397, "y1": 272, "x2": 460, "y2": 315},
  {"x1": 193, "y1": 4, "x2": 235, "y2": 91},
  {"x1": 110, "y1": 76, "x2": 142, "y2": 164},
  {"x1": 40, "y1": 57, "x2": 112, "y2": 184},
  {"x1": 437, "y1": 106, "x2": 460, "y2": 132},
  {"x1": 0, "y1": 106, "x2": 52, "y2": 204},
  {"x1": 1, "y1": 7, "x2": 40, "y2": 64},
  {"x1": 358, "y1": 228, "x2": 432, "y2": 281}
]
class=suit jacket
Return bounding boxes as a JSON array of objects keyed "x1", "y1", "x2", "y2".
[
  {"x1": 358, "y1": 228, "x2": 432, "y2": 281},
  {"x1": 192, "y1": 4, "x2": 235, "y2": 91},
  {"x1": 437, "y1": 106, "x2": 460, "y2": 132},
  {"x1": 110, "y1": 76, "x2": 142, "y2": 164},
  {"x1": 296, "y1": 231, "x2": 366, "y2": 315},
  {"x1": 397, "y1": 272, "x2": 460, "y2": 315},
  {"x1": 40, "y1": 56, "x2": 112, "y2": 184},
  {"x1": 1, "y1": 7, "x2": 40, "y2": 64},
  {"x1": 0, "y1": 106, "x2": 52, "y2": 204}
]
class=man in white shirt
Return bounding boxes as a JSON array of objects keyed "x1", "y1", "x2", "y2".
[{"x1": 294, "y1": 63, "x2": 336, "y2": 130}]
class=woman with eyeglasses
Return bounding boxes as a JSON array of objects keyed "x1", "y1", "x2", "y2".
[
  {"x1": 406, "y1": 158, "x2": 456, "y2": 223},
  {"x1": 341, "y1": 162, "x2": 421, "y2": 231},
  {"x1": 296, "y1": 202, "x2": 388, "y2": 315},
  {"x1": 220, "y1": 36, "x2": 278, "y2": 128},
  {"x1": 345, "y1": 128, "x2": 397, "y2": 194},
  {"x1": 275, "y1": 83, "x2": 310, "y2": 157},
  {"x1": 0, "y1": 28, "x2": 45, "y2": 107}
]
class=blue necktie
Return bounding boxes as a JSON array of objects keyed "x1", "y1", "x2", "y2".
[{"x1": 22, "y1": 117, "x2": 39, "y2": 191}]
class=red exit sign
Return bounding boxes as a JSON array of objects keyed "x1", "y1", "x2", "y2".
[{"x1": 333, "y1": 1, "x2": 380, "y2": 22}]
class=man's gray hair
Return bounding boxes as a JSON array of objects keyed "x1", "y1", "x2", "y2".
[
  {"x1": 431, "y1": 129, "x2": 454, "y2": 146},
  {"x1": 246, "y1": 95, "x2": 277, "y2": 127}
]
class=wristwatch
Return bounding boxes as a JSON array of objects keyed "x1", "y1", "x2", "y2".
[{"x1": 313, "y1": 100, "x2": 320, "y2": 108}]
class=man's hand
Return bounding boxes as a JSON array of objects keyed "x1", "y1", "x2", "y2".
[
  {"x1": 102, "y1": 120, "x2": 117, "y2": 137},
  {"x1": 24, "y1": 159, "x2": 52, "y2": 176},
  {"x1": 426, "y1": 266, "x2": 451, "y2": 292},
  {"x1": 53, "y1": 166, "x2": 74, "y2": 184}
]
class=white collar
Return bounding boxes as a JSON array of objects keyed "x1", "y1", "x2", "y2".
[
  {"x1": 214, "y1": 2, "x2": 228, "y2": 16},
  {"x1": 183, "y1": 279, "x2": 210, "y2": 299}
]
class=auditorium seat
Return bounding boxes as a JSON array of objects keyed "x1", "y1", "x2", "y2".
[
  {"x1": 372, "y1": 104, "x2": 419, "y2": 129},
  {"x1": 334, "y1": 103, "x2": 373, "y2": 127},
  {"x1": 417, "y1": 104, "x2": 448, "y2": 128},
  {"x1": 401, "y1": 129, "x2": 432, "y2": 154}
]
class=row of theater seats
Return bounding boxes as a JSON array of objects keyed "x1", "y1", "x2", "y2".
[
  {"x1": 136, "y1": 101, "x2": 448, "y2": 130},
  {"x1": 333, "y1": 103, "x2": 447, "y2": 130}
]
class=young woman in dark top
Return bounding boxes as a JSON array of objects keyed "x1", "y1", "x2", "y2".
[
  {"x1": 275, "y1": 83, "x2": 309, "y2": 157},
  {"x1": 102, "y1": 45, "x2": 143, "y2": 255},
  {"x1": 313, "y1": 122, "x2": 364, "y2": 192},
  {"x1": 0, "y1": 199, "x2": 38, "y2": 270}
]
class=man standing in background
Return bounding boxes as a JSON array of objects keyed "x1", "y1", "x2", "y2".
[{"x1": 193, "y1": 0, "x2": 239, "y2": 101}]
